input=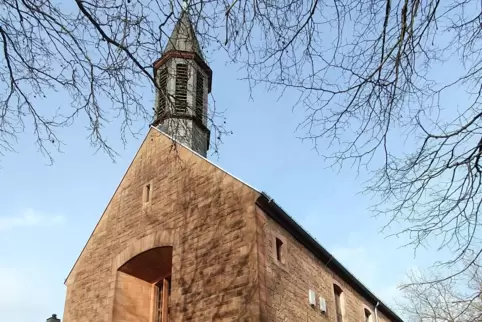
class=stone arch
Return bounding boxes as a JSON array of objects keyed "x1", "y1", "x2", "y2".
[
  {"x1": 109, "y1": 229, "x2": 179, "y2": 322},
  {"x1": 118, "y1": 246, "x2": 173, "y2": 283},
  {"x1": 112, "y1": 229, "x2": 178, "y2": 274}
]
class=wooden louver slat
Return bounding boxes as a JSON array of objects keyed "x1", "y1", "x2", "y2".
[
  {"x1": 157, "y1": 68, "x2": 168, "y2": 118},
  {"x1": 195, "y1": 70, "x2": 204, "y2": 121},
  {"x1": 175, "y1": 64, "x2": 188, "y2": 113}
]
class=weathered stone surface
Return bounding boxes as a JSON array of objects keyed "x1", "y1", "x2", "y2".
[
  {"x1": 63, "y1": 129, "x2": 260, "y2": 322},
  {"x1": 255, "y1": 206, "x2": 392, "y2": 322},
  {"x1": 63, "y1": 128, "x2": 397, "y2": 322}
]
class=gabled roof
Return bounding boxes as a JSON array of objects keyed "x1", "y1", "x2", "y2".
[
  {"x1": 256, "y1": 193, "x2": 404, "y2": 322},
  {"x1": 65, "y1": 126, "x2": 403, "y2": 322},
  {"x1": 64, "y1": 127, "x2": 258, "y2": 284},
  {"x1": 150, "y1": 127, "x2": 404, "y2": 322},
  {"x1": 163, "y1": 10, "x2": 204, "y2": 59}
]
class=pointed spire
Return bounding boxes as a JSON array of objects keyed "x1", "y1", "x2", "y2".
[{"x1": 163, "y1": 9, "x2": 204, "y2": 59}]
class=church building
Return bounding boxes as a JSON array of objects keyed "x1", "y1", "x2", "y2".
[{"x1": 61, "y1": 9, "x2": 404, "y2": 322}]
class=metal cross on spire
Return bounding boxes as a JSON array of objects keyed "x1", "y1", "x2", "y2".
[{"x1": 181, "y1": 0, "x2": 189, "y2": 11}]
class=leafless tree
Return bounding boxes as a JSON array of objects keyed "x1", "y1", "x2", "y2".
[
  {"x1": 2, "y1": 0, "x2": 482, "y2": 288},
  {"x1": 399, "y1": 263, "x2": 482, "y2": 322},
  {"x1": 0, "y1": 0, "x2": 229, "y2": 162},
  {"x1": 223, "y1": 0, "x2": 482, "y2": 286}
]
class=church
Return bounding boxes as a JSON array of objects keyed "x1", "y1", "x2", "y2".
[{"x1": 61, "y1": 8, "x2": 404, "y2": 322}]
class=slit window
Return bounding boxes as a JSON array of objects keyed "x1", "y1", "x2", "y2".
[
  {"x1": 175, "y1": 64, "x2": 188, "y2": 113},
  {"x1": 334, "y1": 284, "x2": 343, "y2": 322},
  {"x1": 157, "y1": 68, "x2": 168, "y2": 117},
  {"x1": 275, "y1": 237, "x2": 284, "y2": 263},
  {"x1": 144, "y1": 183, "x2": 151, "y2": 203},
  {"x1": 195, "y1": 70, "x2": 204, "y2": 121}
]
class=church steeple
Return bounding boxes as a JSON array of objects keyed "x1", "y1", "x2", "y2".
[
  {"x1": 164, "y1": 10, "x2": 204, "y2": 60},
  {"x1": 152, "y1": 7, "x2": 212, "y2": 157}
]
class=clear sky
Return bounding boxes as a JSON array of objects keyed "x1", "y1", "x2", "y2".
[{"x1": 0, "y1": 24, "x2": 452, "y2": 322}]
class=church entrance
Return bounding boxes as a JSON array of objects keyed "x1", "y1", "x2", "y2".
[
  {"x1": 155, "y1": 276, "x2": 171, "y2": 322},
  {"x1": 113, "y1": 246, "x2": 173, "y2": 322}
]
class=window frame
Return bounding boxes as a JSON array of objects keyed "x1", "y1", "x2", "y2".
[
  {"x1": 272, "y1": 233, "x2": 287, "y2": 267},
  {"x1": 174, "y1": 63, "x2": 188, "y2": 114},
  {"x1": 143, "y1": 181, "x2": 153, "y2": 205},
  {"x1": 364, "y1": 307, "x2": 372, "y2": 322},
  {"x1": 195, "y1": 70, "x2": 204, "y2": 121},
  {"x1": 275, "y1": 237, "x2": 284, "y2": 263},
  {"x1": 154, "y1": 276, "x2": 171, "y2": 322},
  {"x1": 157, "y1": 68, "x2": 168, "y2": 118},
  {"x1": 333, "y1": 283, "x2": 344, "y2": 322}
]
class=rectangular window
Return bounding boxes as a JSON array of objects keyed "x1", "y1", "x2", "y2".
[
  {"x1": 156, "y1": 277, "x2": 171, "y2": 322},
  {"x1": 175, "y1": 64, "x2": 188, "y2": 113},
  {"x1": 364, "y1": 308, "x2": 372, "y2": 322},
  {"x1": 275, "y1": 237, "x2": 284, "y2": 263},
  {"x1": 157, "y1": 68, "x2": 168, "y2": 117},
  {"x1": 195, "y1": 70, "x2": 204, "y2": 121},
  {"x1": 144, "y1": 183, "x2": 151, "y2": 203},
  {"x1": 334, "y1": 285, "x2": 343, "y2": 322}
]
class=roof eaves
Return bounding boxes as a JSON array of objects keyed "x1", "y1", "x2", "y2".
[{"x1": 255, "y1": 192, "x2": 404, "y2": 322}]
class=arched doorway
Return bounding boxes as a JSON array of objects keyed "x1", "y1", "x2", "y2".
[{"x1": 113, "y1": 246, "x2": 173, "y2": 322}]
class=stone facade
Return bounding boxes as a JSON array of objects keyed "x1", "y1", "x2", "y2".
[
  {"x1": 62, "y1": 8, "x2": 403, "y2": 322},
  {"x1": 63, "y1": 129, "x2": 260, "y2": 322},
  {"x1": 255, "y1": 206, "x2": 392, "y2": 322},
  {"x1": 62, "y1": 127, "x2": 402, "y2": 322}
]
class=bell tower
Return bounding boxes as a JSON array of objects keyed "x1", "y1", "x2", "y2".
[{"x1": 152, "y1": 8, "x2": 212, "y2": 157}]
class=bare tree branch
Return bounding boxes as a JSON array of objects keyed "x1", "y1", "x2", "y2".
[{"x1": 398, "y1": 261, "x2": 482, "y2": 322}]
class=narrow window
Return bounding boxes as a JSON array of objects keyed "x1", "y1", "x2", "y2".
[
  {"x1": 195, "y1": 70, "x2": 204, "y2": 121},
  {"x1": 334, "y1": 284, "x2": 343, "y2": 322},
  {"x1": 275, "y1": 237, "x2": 284, "y2": 263},
  {"x1": 155, "y1": 276, "x2": 171, "y2": 322},
  {"x1": 144, "y1": 183, "x2": 151, "y2": 203},
  {"x1": 157, "y1": 68, "x2": 168, "y2": 117},
  {"x1": 364, "y1": 308, "x2": 372, "y2": 322},
  {"x1": 175, "y1": 64, "x2": 188, "y2": 113}
]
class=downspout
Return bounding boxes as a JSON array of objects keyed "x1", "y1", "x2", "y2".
[{"x1": 374, "y1": 301, "x2": 380, "y2": 322}]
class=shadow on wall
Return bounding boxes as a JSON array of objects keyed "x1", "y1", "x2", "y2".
[
  {"x1": 111, "y1": 144, "x2": 259, "y2": 321},
  {"x1": 174, "y1": 159, "x2": 258, "y2": 321}
]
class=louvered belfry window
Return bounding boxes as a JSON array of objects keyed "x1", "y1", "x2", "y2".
[
  {"x1": 157, "y1": 68, "x2": 168, "y2": 118},
  {"x1": 195, "y1": 70, "x2": 204, "y2": 121},
  {"x1": 175, "y1": 64, "x2": 188, "y2": 113}
]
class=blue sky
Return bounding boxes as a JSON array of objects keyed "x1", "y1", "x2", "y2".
[{"x1": 0, "y1": 25, "x2": 455, "y2": 322}]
